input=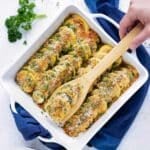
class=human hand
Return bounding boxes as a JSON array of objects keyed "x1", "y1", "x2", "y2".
[{"x1": 119, "y1": 0, "x2": 150, "y2": 49}]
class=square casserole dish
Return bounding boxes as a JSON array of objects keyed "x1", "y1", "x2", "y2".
[{"x1": 0, "y1": 4, "x2": 149, "y2": 150}]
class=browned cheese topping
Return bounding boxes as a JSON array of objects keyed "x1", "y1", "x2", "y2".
[{"x1": 16, "y1": 14, "x2": 138, "y2": 137}]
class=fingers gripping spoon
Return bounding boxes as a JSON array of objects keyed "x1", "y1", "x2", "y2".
[{"x1": 45, "y1": 24, "x2": 143, "y2": 126}]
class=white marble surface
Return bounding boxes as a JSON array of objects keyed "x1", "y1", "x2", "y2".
[{"x1": 0, "y1": 0, "x2": 149, "y2": 150}]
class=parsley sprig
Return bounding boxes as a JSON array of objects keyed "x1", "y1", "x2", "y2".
[{"x1": 5, "y1": 0, "x2": 46, "y2": 42}]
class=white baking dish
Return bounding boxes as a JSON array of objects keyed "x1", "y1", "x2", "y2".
[{"x1": 0, "y1": 4, "x2": 149, "y2": 150}]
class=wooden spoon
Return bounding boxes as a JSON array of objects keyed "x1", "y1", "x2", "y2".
[{"x1": 47, "y1": 23, "x2": 143, "y2": 125}]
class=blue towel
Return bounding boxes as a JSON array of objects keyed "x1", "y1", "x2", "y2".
[{"x1": 11, "y1": 1, "x2": 150, "y2": 150}]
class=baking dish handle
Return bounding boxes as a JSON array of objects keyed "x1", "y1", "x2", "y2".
[
  {"x1": 10, "y1": 98, "x2": 66, "y2": 149},
  {"x1": 10, "y1": 97, "x2": 18, "y2": 113},
  {"x1": 38, "y1": 136, "x2": 56, "y2": 143},
  {"x1": 91, "y1": 13, "x2": 138, "y2": 59},
  {"x1": 38, "y1": 135, "x2": 60, "y2": 145},
  {"x1": 91, "y1": 13, "x2": 120, "y2": 29},
  {"x1": 38, "y1": 136, "x2": 66, "y2": 149}
]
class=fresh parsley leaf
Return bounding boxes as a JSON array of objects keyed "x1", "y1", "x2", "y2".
[{"x1": 5, "y1": 0, "x2": 46, "y2": 43}]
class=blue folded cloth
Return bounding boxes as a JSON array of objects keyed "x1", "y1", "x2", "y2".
[
  {"x1": 11, "y1": 104, "x2": 66, "y2": 150},
  {"x1": 11, "y1": 103, "x2": 49, "y2": 140},
  {"x1": 11, "y1": 0, "x2": 150, "y2": 150}
]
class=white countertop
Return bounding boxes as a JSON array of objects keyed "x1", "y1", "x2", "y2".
[{"x1": 0, "y1": 0, "x2": 149, "y2": 150}]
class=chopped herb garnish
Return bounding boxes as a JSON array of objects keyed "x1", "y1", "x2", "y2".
[
  {"x1": 62, "y1": 45, "x2": 73, "y2": 54},
  {"x1": 66, "y1": 23, "x2": 77, "y2": 32},
  {"x1": 23, "y1": 40, "x2": 27, "y2": 45}
]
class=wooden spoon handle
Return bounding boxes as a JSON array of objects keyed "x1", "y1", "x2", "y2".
[{"x1": 86, "y1": 23, "x2": 143, "y2": 82}]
